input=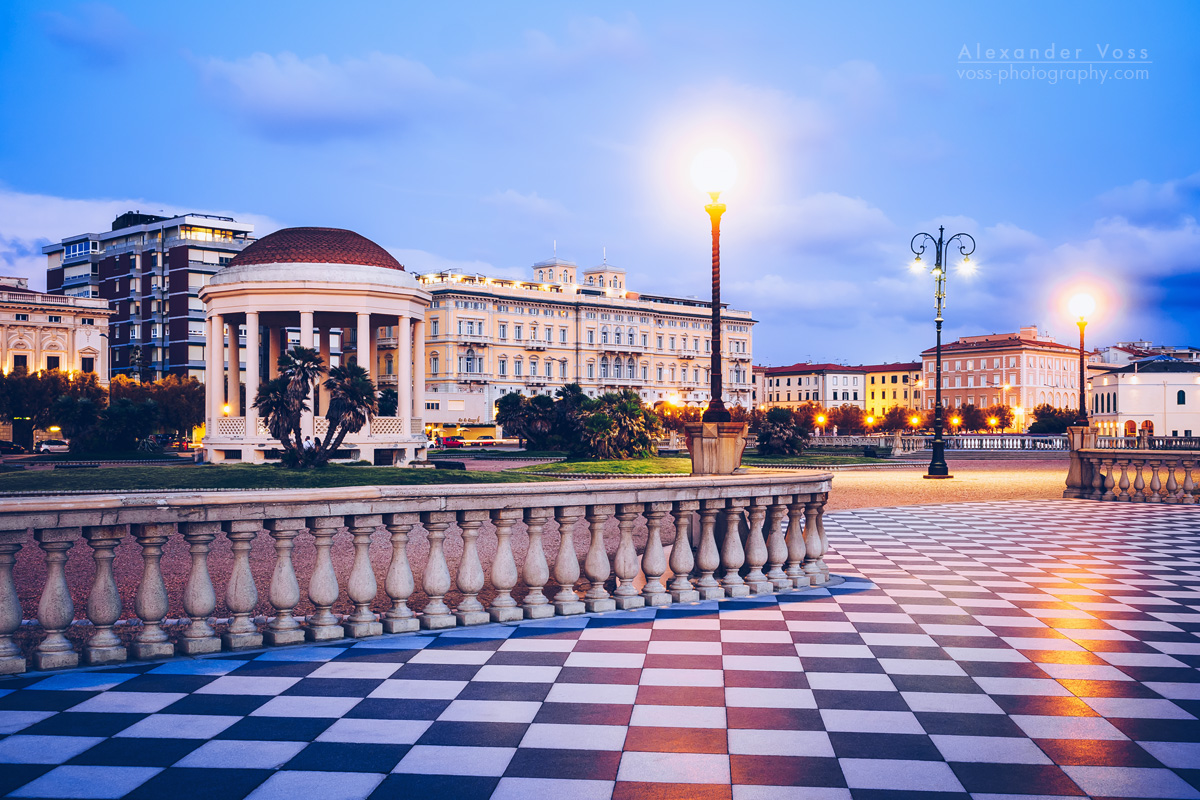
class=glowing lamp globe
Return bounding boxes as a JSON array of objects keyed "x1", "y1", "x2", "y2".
[
  {"x1": 1068, "y1": 292, "x2": 1096, "y2": 319},
  {"x1": 691, "y1": 149, "x2": 737, "y2": 198}
]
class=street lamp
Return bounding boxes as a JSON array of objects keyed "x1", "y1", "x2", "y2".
[
  {"x1": 691, "y1": 148, "x2": 737, "y2": 422},
  {"x1": 910, "y1": 225, "x2": 976, "y2": 479},
  {"x1": 1068, "y1": 292, "x2": 1096, "y2": 425}
]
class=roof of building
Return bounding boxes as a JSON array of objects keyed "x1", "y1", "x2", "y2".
[
  {"x1": 765, "y1": 362, "x2": 866, "y2": 375},
  {"x1": 228, "y1": 227, "x2": 403, "y2": 271},
  {"x1": 1104, "y1": 358, "x2": 1200, "y2": 374},
  {"x1": 859, "y1": 362, "x2": 921, "y2": 372},
  {"x1": 920, "y1": 336, "x2": 1081, "y2": 356}
]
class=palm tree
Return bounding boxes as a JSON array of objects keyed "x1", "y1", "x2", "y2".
[
  {"x1": 252, "y1": 347, "x2": 325, "y2": 465},
  {"x1": 253, "y1": 376, "x2": 302, "y2": 451},
  {"x1": 318, "y1": 362, "x2": 377, "y2": 459}
]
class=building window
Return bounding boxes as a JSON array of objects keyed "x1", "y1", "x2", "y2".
[
  {"x1": 560, "y1": 328, "x2": 567, "y2": 343},
  {"x1": 430, "y1": 354, "x2": 439, "y2": 374},
  {"x1": 587, "y1": 363, "x2": 595, "y2": 379},
  {"x1": 601, "y1": 357, "x2": 610, "y2": 378},
  {"x1": 48, "y1": 315, "x2": 62, "y2": 323},
  {"x1": 1179, "y1": 390, "x2": 1187, "y2": 405},
  {"x1": 657, "y1": 366, "x2": 663, "y2": 381},
  {"x1": 46, "y1": 356, "x2": 61, "y2": 371},
  {"x1": 498, "y1": 323, "x2": 507, "y2": 340},
  {"x1": 560, "y1": 361, "x2": 567, "y2": 378},
  {"x1": 498, "y1": 359, "x2": 507, "y2": 377},
  {"x1": 431, "y1": 319, "x2": 439, "y2": 336},
  {"x1": 14, "y1": 314, "x2": 28, "y2": 321},
  {"x1": 81, "y1": 357, "x2": 95, "y2": 373},
  {"x1": 587, "y1": 329, "x2": 594, "y2": 344},
  {"x1": 385, "y1": 354, "x2": 394, "y2": 375},
  {"x1": 514, "y1": 360, "x2": 523, "y2": 377},
  {"x1": 530, "y1": 359, "x2": 538, "y2": 377}
]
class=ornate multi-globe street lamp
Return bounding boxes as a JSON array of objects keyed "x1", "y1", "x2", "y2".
[
  {"x1": 1068, "y1": 292, "x2": 1096, "y2": 425},
  {"x1": 910, "y1": 225, "x2": 976, "y2": 479},
  {"x1": 691, "y1": 149, "x2": 737, "y2": 423}
]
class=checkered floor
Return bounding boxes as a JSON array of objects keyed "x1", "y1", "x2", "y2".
[{"x1": 2, "y1": 499, "x2": 1199, "y2": 800}]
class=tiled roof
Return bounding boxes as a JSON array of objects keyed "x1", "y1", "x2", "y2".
[
  {"x1": 228, "y1": 227, "x2": 403, "y2": 270},
  {"x1": 920, "y1": 338, "x2": 1081, "y2": 356},
  {"x1": 859, "y1": 362, "x2": 921, "y2": 372},
  {"x1": 765, "y1": 362, "x2": 866, "y2": 375}
]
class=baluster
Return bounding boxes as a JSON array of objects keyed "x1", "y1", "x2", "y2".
[
  {"x1": 695, "y1": 500, "x2": 725, "y2": 600},
  {"x1": 0, "y1": 531, "x2": 23, "y2": 674},
  {"x1": 264, "y1": 518, "x2": 306, "y2": 645},
  {"x1": 131, "y1": 523, "x2": 175, "y2": 660},
  {"x1": 305, "y1": 516, "x2": 345, "y2": 640},
  {"x1": 744, "y1": 498, "x2": 772, "y2": 594},
  {"x1": 1132, "y1": 459, "x2": 1146, "y2": 502},
  {"x1": 1102, "y1": 459, "x2": 1117, "y2": 501},
  {"x1": 1090, "y1": 456, "x2": 1105, "y2": 499},
  {"x1": 552, "y1": 505, "x2": 586, "y2": 615},
  {"x1": 583, "y1": 504, "x2": 616, "y2": 612},
  {"x1": 764, "y1": 495, "x2": 791, "y2": 591},
  {"x1": 1165, "y1": 462, "x2": 1180, "y2": 504},
  {"x1": 81, "y1": 526, "x2": 127, "y2": 666},
  {"x1": 381, "y1": 513, "x2": 420, "y2": 632},
  {"x1": 1148, "y1": 460, "x2": 1162, "y2": 503},
  {"x1": 178, "y1": 522, "x2": 221, "y2": 655},
  {"x1": 33, "y1": 528, "x2": 80, "y2": 670},
  {"x1": 668, "y1": 500, "x2": 700, "y2": 603},
  {"x1": 785, "y1": 497, "x2": 808, "y2": 588},
  {"x1": 803, "y1": 498, "x2": 823, "y2": 586},
  {"x1": 816, "y1": 494, "x2": 830, "y2": 582},
  {"x1": 222, "y1": 521, "x2": 263, "y2": 649},
  {"x1": 613, "y1": 503, "x2": 646, "y2": 610},
  {"x1": 1182, "y1": 460, "x2": 1196, "y2": 505},
  {"x1": 419, "y1": 511, "x2": 456, "y2": 629},
  {"x1": 489, "y1": 509, "x2": 523, "y2": 622},
  {"x1": 522, "y1": 507, "x2": 554, "y2": 619},
  {"x1": 344, "y1": 515, "x2": 383, "y2": 637},
  {"x1": 1117, "y1": 460, "x2": 1131, "y2": 501},
  {"x1": 719, "y1": 498, "x2": 750, "y2": 597},
  {"x1": 641, "y1": 502, "x2": 671, "y2": 606},
  {"x1": 454, "y1": 510, "x2": 489, "y2": 626}
]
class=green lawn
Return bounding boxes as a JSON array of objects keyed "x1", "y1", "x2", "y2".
[
  {"x1": 0, "y1": 464, "x2": 550, "y2": 494},
  {"x1": 742, "y1": 454, "x2": 894, "y2": 465},
  {"x1": 517, "y1": 456, "x2": 694, "y2": 475}
]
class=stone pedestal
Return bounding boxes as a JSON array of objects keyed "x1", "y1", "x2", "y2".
[
  {"x1": 684, "y1": 422, "x2": 749, "y2": 475},
  {"x1": 1064, "y1": 425, "x2": 1094, "y2": 499},
  {"x1": 179, "y1": 637, "x2": 222, "y2": 656},
  {"x1": 382, "y1": 617, "x2": 421, "y2": 634}
]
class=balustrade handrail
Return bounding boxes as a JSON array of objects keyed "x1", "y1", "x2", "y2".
[
  {"x1": 1068, "y1": 448, "x2": 1198, "y2": 504},
  {"x1": 0, "y1": 472, "x2": 833, "y2": 675}
]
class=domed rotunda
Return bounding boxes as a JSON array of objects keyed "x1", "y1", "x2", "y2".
[{"x1": 199, "y1": 226, "x2": 431, "y2": 465}]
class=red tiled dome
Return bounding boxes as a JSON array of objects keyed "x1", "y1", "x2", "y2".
[{"x1": 228, "y1": 227, "x2": 403, "y2": 270}]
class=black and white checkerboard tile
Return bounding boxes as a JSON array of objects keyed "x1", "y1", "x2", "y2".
[{"x1": 1, "y1": 499, "x2": 1199, "y2": 799}]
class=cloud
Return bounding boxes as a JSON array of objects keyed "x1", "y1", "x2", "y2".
[
  {"x1": 469, "y1": 14, "x2": 644, "y2": 80},
  {"x1": 41, "y1": 3, "x2": 136, "y2": 67},
  {"x1": 387, "y1": 248, "x2": 502, "y2": 277},
  {"x1": 1097, "y1": 171, "x2": 1200, "y2": 225},
  {"x1": 484, "y1": 189, "x2": 569, "y2": 218},
  {"x1": 197, "y1": 52, "x2": 467, "y2": 141},
  {"x1": 0, "y1": 187, "x2": 282, "y2": 291}
]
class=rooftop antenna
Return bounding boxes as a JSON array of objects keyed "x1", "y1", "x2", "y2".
[
  {"x1": 553, "y1": 239, "x2": 557, "y2": 259},
  {"x1": 603, "y1": 246, "x2": 607, "y2": 265}
]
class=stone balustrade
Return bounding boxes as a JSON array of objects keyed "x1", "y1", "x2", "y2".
[
  {"x1": 1069, "y1": 451, "x2": 1198, "y2": 503},
  {"x1": 0, "y1": 473, "x2": 832, "y2": 675}
]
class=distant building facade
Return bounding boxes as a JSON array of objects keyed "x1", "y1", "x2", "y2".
[
  {"x1": 411, "y1": 257, "x2": 756, "y2": 427},
  {"x1": 861, "y1": 362, "x2": 923, "y2": 417},
  {"x1": 1090, "y1": 358, "x2": 1200, "y2": 438},
  {"x1": 1097, "y1": 340, "x2": 1200, "y2": 365},
  {"x1": 0, "y1": 275, "x2": 111, "y2": 380},
  {"x1": 762, "y1": 363, "x2": 866, "y2": 410},
  {"x1": 44, "y1": 212, "x2": 256, "y2": 381}
]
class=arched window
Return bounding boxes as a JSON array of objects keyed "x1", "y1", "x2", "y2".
[
  {"x1": 613, "y1": 358, "x2": 622, "y2": 379},
  {"x1": 614, "y1": 328, "x2": 622, "y2": 345},
  {"x1": 627, "y1": 358, "x2": 636, "y2": 379},
  {"x1": 628, "y1": 327, "x2": 636, "y2": 345},
  {"x1": 465, "y1": 348, "x2": 476, "y2": 374},
  {"x1": 601, "y1": 327, "x2": 609, "y2": 344},
  {"x1": 1125, "y1": 420, "x2": 1137, "y2": 436},
  {"x1": 430, "y1": 353, "x2": 439, "y2": 375},
  {"x1": 600, "y1": 357, "x2": 610, "y2": 378},
  {"x1": 530, "y1": 359, "x2": 538, "y2": 377},
  {"x1": 1178, "y1": 390, "x2": 1187, "y2": 405}
]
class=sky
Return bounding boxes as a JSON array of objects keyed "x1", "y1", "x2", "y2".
[{"x1": 0, "y1": 1, "x2": 1197, "y2": 366}]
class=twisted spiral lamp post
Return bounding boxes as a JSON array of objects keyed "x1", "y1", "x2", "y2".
[
  {"x1": 910, "y1": 225, "x2": 976, "y2": 479},
  {"x1": 691, "y1": 149, "x2": 737, "y2": 422}
]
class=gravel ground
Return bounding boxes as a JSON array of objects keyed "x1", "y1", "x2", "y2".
[{"x1": 11, "y1": 457, "x2": 1071, "y2": 644}]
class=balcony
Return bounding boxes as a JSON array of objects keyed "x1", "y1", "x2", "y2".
[
  {"x1": 523, "y1": 342, "x2": 547, "y2": 351},
  {"x1": 431, "y1": 332, "x2": 492, "y2": 346}
]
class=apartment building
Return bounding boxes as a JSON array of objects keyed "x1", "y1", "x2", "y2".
[
  {"x1": 1097, "y1": 340, "x2": 1200, "y2": 365},
  {"x1": 762, "y1": 363, "x2": 866, "y2": 410},
  {"x1": 407, "y1": 256, "x2": 755, "y2": 426},
  {"x1": 920, "y1": 325, "x2": 1089, "y2": 430},
  {"x1": 862, "y1": 362, "x2": 923, "y2": 417},
  {"x1": 44, "y1": 211, "x2": 255, "y2": 380},
  {"x1": 1090, "y1": 358, "x2": 1200, "y2": 437}
]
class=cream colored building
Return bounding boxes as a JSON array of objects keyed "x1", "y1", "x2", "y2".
[
  {"x1": 0, "y1": 276, "x2": 111, "y2": 380},
  {"x1": 1090, "y1": 359, "x2": 1200, "y2": 438},
  {"x1": 409, "y1": 257, "x2": 755, "y2": 425},
  {"x1": 763, "y1": 363, "x2": 866, "y2": 410}
]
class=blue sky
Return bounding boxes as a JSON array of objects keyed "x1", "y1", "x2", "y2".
[{"x1": 1, "y1": 1, "x2": 1197, "y2": 365}]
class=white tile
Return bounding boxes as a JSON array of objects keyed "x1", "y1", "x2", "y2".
[
  {"x1": 68, "y1": 691, "x2": 186, "y2": 714},
  {"x1": 194, "y1": 676, "x2": 301, "y2": 695},
  {"x1": 806, "y1": 672, "x2": 895, "y2": 692},
  {"x1": 629, "y1": 704, "x2": 726, "y2": 729},
  {"x1": 1099, "y1": 651, "x2": 1187, "y2": 668},
  {"x1": 722, "y1": 655, "x2": 803, "y2": 672},
  {"x1": 251, "y1": 696, "x2": 361, "y2": 718},
  {"x1": 545, "y1": 682, "x2": 639, "y2": 705},
  {"x1": 0, "y1": 710, "x2": 56, "y2": 735},
  {"x1": 26, "y1": 673, "x2": 135, "y2": 692},
  {"x1": 942, "y1": 647, "x2": 1029, "y2": 663},
  {"x1": 1146, "y1": 682, "x2": 1200, "y2": 700},
  {"x1": 498, "y1": 638, "x2": 578, "y2": 652},
  {"x1": 1062, "y1": 765, "x2": 1200, "y2": 799},
  {"x1": 1035, "y1": 663, "x2": 1131, "y2": 681},
  {"x1": 640, "y1": 668, "x2": 724, "y2": 687},
  {"x1": 520, "y1": 723, "x2": 627, "y2": 751},
  {"x1": 114, "y1": 714, "x2": 240, "y2": 739},
  {"x1": 721, "y1": 630, "x2": 793, "y2": 644},
  {"x1": 407, "y1": 648, "x2": 495, "y2": 665},
  {"x1": 1082, "y1": 697, "x2": 1195, "y2": 719},
  {"x1": 1001, "y1": 637, "x2": 1085, "y2": 652},
  {"x1": 437, "y1": 699, "x2": 541, "y2": 723},
  {"x1": 973, "y1": 677, "x2": 1070, "y2": 696},
  {"x1": 492, "y1": 778, "x2": 614, "y2": 800},
  {"x1": 901, "y1": 692, "x2": 1004, "y2": 714},
  {"x1": 840, "y1": 758, "x2": 964, "y2": 792},
  {"x1": 316, "y1": 718, "x2": 432, "y2": 744},
  {"x1": 616, "y1": 751, "x2": 731, "y2": 783},
  {"x1": 1010, "y1": 714, "x2": 1128, "y2": 740},
  {"x1": 247, "y1": 770, "x2": 384, "y2": 800},
  {"x1": 9, "y1": 765, "x2": 161, "y2": 799},
  {"x1": 785, "y1": 620, "x2": 856, "y2": 633},
  {"x1": 727, "y1": 728, "x2": 834, "y2": 757},
  {"x1": 563, "y1": 651, "x2": 645, "y2": 669},
  {"x1": 308, "y1": 661, "x2": 402, "y2": 679},
  {"x1": 253, "y1": 648, "x2": 340, "y2": 662},
  {"x1": 394, "y1": 745, "x2": 516, "y2": 776},
  {"x1": 1140, "y1": 741, "x2": 1200, "y2": 770},
  {"x1": 176, "y1": 739, "x2": 306, "y2": 769},
  {"x1": 150, "y1": 659, "x2": 249, "y2": 675},
  {"x1": 794, "y1": 643, "x2": 875, "y2": 659},
  {"x1": 578, "y1": 627, "x2": 652, "y2": 641},
  {"x1": 369, "y1": 679, "x2": 466, "y2": 700},
  {"x1": 930, "y1": 734, "x2": 1051, "y2": 764},
  {"x1": 820, "y1": 709, "x2": 923, "y2": 734},
  {"x1": 646, "y1": 640, "x2": 723, "y2": 656},
  {"x1": 0, "y1": 735, "x2": 104, "y2": 764},
  {"x1": 472, "y1": 664, "x2": 562, "y2": 683},
  {"x1": 726, "y1": 687, "x2": 815, "y2": 709}
]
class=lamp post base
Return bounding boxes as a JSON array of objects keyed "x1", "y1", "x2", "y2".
[
  {"x1": 684, "y1": 422, "x2": 748, "y2": 475},
  {"x1": 922, "y1": 474, "x2": 955, "y2": 480}
]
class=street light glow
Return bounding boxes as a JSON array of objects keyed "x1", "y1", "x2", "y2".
[
  {"x1": 910, "y1": 415, "x2": 920, "y2": 426},
  {"x1": 816, "y1": 414, "x2": 826, "y2": 425},
  {"x1": 1068, "y1": 292, "x2": 1096, "y2": 319},
  {"x1": 951, "y1": 416, "x2": 961, "y2": 426},
  {"x1": 690, "y1": 148, "x2": 737, "y2": 197}
]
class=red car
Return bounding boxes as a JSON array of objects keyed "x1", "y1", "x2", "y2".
[{"x1": 441, "y1": 436, "x2": 465, "y2": 448}]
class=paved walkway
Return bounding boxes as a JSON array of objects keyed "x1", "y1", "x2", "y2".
[{"x1": 1, "y1": 499, "x2": 1199, "y2": 799}]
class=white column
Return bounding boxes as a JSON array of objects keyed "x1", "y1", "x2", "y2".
[
  {"x1": 398, "y1": 315, "x2": 412, "y2": 433},
  {"x1": 356, "y1": 313, "x2": 371, "y2": 373},
  {"x1": 245, "y1": 312, "x2": 260, "y2": 436},
  {"x1": 317, "y1": 325, "x2": 331, "y2": 415},
  {"x1": 229, "y1": 319, "x2": 241, "y2": 417},
  {"x1": 412, "y1": 317, "x2": 425, "y2": 423},
  {"x1": 268, "y1": 324, "x2": 281, "y2": 379},
  {"x1": 299, "y1": 311, "x2": 314, "y2": 441},
  {"x1": 208, "y1": 314, "x2": 224, "y2": 429}
]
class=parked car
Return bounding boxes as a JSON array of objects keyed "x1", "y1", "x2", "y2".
[
  {"x1": 0, "y1": 440, "x2": 27, "y2": 455},
  {"x1": 474, "y1": 436, "x2": 495, "y2": 444},
  {"x1": 38, "y1": 439, "x2": 70, "y2": 454},
  {"x1": 442, "y1": 436, "x2": 465, "y2": 448}
]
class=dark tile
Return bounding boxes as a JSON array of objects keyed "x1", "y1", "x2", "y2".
[
  {"x1": 109, "y1": 674, "x2": 216, "y2": 694},
  {"x1": 1110, "y1": 717, "x2": 1200, "y2": 742},
  {"x1": 848, "y1": 789, "x2": 969, "y2": 800},
  {"x1": 812, "y1": 690, "x2": 910, "y2": 711},
  {"x1": 533, "y1": 701, "x2": 632, "y2": 726},
  {"x1": 798, "y1": 657, "x2": 886, "y2": 674},
  {"x1": 393, "y1": 663, "x2": 481, "y2": 682},
  {"x1": 344, "y1": 698, "x2": 450, "y2": 720},
  {"x1": 624, "y1": 726, "x2": 725, "y2": 753},
  {"x1": 914, "y1": 711, "x2": 1027, "y2": 738},
  {"x1": 370, "y1": 773, "x2": 499, "y2": 799},
  {"x1": 331, "y1": 649, "x2": 417, "y2": 664},
  {"x1": 423, "y1": 637, "x2": 506, "y2": 651},
  {"x1": 958, "y1": 661, "x2": 1049, "y2": 679},
  {"x1": 635, "y1": 686, "x2": 725, "y2": 707},
  {"x1": 950, "y1": 762, "x2": 1085, "y2": 795},
  {"x1": 504, "y1": 747, "x2": 622, "y2": 780},
  {"x1": 125, "y1": 767, "x2": 272, "y2": 800},
  {"x1": 1037, "y1": 738, "x2": 1163, "y2": 767},
  {"x1": 991, "y1": 695, "x2": 1098, "y2": 717},
  {"x1": 417, "y1": 721, "x2": 528, "y2": 747},
  {"x1": 21, "y1": 711, "x2": 146, "y2": 737},
  {"x1": 726, "y1": 707, "x2": 824, "y2": 730},
  {"x1": 282, "y1": 678, "x2": 384, "y2": 697},
  {"x1": 215, "y1": 715, "x2": 334, "y2": 741},
  {"x1": 888, "y1": 675, "x2": 983, "y2": 694},
  {"x1": 644, "y1": 654, "x2": 723, "y2": 670},
  {"x1": 162, "y1": 693, "x2": 270, "y2": 716},
  {"x1": 730, "y1": 754, "x2": 846, "y2": 787},
  {"x1": 457, "y1": 681, "x2": 551, "y2": 702},
  {"x1": 228, "y1": 660, "x2": 323, "y2": 678},
  {"x1": 0, "y1": 764, "x2": 52, "y2": 796},
  {"x1": 792, "y1": 632, "x2": 867, "y2": 646},
  {"x1": 556, "y1": 667, "x2": 642, "y2": 684},
  {"x1": 867, "y1": 646, "x2": 952, "y2": 661},
  {"x1": 829, "y1": 732, "x2": 942, "y2": 761},
  {"x1": 722, "y1": 670, "x2": 808, "y2": 689},
  {"x1": 720, "y1": 642, "x2": 797, "y2": 657},
  {"x1": 0, "y1": 690, "x2": 97, "y2": 711},
  {"x1": 68, "y1": 736, "x2": 203, "y2": 767},
  {"x1": 484, "y1": 651, "x2": 568, "y2": 667},
  {"x1": 284, "y1": 741, "x2": 408, "y2": 773}
]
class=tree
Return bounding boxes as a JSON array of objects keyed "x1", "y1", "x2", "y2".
[
  {"x1": 959, "y1": 404, "x2": 986, "y2": 432},
  {"x1": 830, "y1": 404, "x2": 865, "y2": 435},
  {"x1": 984, "y1": 404, "x2": 1015, "y2": 431},
  {"x1": 495, "y1": 392, "x2": 530, "y2": 445},
  {"x1": 317, "y1": 362, "x2": 377, "y2": 459},
  {"x1": 150, "y1": 375, "x2": 204, "y2": 435},
  {"x1": 378, "y1": 388, "x2": 398, "y2": 417},
  {"x1": 881, "y1": 405, "x2": 911, "y2": 432},
  {"x1": 1027, "y1": 403, "x2": 1076, "y2": 434},
  {"x1": 571, "y1": 390, "x2": 661, "y2": 459},
  {"x1": 754, "y1": 407, "x2": 809, "y2": 456}
]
